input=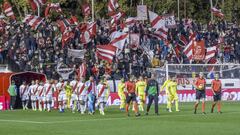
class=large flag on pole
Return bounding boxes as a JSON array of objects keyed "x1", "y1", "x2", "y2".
[
  {"x1": 96, "y1": 45, "x2": 117, "y2": 63},
  {"x1": 110, "y1": 31, "x2": 128, "y2": 50},
  {"x1": 148, "y1": 11, "x2": 168, "y2": 40},
  {"x1": 108, "y1": 0, "x2": 119, "y2": 16},
  {"x1": 205, "y1": 46, "x2": 217, "y2": 60},
  {"x1": 22, "y1": 15, "x2": 44, "y2": 30},
  {"x1": 148, "y1": 11, "x2": 166, "y2": 30}
]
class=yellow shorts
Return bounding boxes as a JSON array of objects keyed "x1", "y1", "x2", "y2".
[
  {"x1": 138, "y1": 94, "x2": 145, "y2": 101},
  {"x1": 168, "y1": 93, "x2": 178, "y2": 101},
  {"x1": 118, "y1": 93, "x2": 126, "y2": 100}
]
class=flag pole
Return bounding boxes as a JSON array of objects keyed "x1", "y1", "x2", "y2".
[
  {"x1": 177, "y1": 0, "x2": 180, "y2": 21},
  {"x1": 92, "y1": 0, "x2": 94, "y2": 22},
  {"x1": 36, "y1": 2, "x2": 40, "y2": 17},
  {"x1": 210, "y1": 0, "x2": 213, "y2": 22}
]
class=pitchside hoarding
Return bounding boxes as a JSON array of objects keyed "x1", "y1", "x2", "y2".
[
  {"x1": 105, "y1": 79, "x2": 240, "y2": 105},
  {"x1": 106, "y1": 88, "x2": 240, "y2": 106},
  {"x1": 0, "y1": 96, "x2": 6, "y2": 110}
]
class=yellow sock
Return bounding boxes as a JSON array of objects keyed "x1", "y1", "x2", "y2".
[
  {"x1": 139, "y1": 102, "x2": 144, "y2": 111},
  {"x1": 175, "y1": 100, "x2": 179, "y2": 111},
  {"x1": 167, "y1": 98, "x2": 171, "y2": 109},
  {"x1": 120, "y1": 99, "x2": 125, "y2": 109}
]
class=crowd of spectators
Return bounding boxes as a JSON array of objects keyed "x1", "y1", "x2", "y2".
[{"x1": 0, "y1": 16, "x2": 240, "y2": 81}]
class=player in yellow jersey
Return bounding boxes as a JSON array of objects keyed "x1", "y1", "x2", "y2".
[
  {"x1": 117, "y1": 78, "x2": 126, "y2": 111},
  {"x1": 136, "y1": 76, "x2": 147, "y2": 111},
  {"x1": 167, "y1": 77, "x2": 180, "y2": 112},
  {"x1": 160, "y1": 77, "x2": 172, "y2": 111},
  {"x1": 65, "y1": 81, "x2": 72, "y2": 108}
]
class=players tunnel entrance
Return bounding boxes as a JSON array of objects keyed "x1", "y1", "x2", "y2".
[{"x1": 9, "y1": 71, "x2": 47, "y2": 109}]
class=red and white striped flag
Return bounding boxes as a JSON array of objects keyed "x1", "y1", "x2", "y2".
[
  {"x1": 211, "y1": 7, "x2": 224, "y2": 18},
  {"x1": 45, "y1": 3, "x2": 62, "y2": 17},
  {"x1": 110, "y1": 31, "x2": 128, "y2": 50},
  {"x1": 125, "y1": 17, "x2": 136, "y2": 27},
  {"x1": 22, "y1": 15, "x2": 44, "y2": 30},
  {"x1": 148, "y1": 11, "x2": 166, "y2": 30},
  {"x1": 153, "y1": 27, "x2": 168, "y2": 40},
  {"x1": 79, "y1": 22, "x2": 96, "y2": 44},
  {"x1": 80, "y1": 30, "x2": 91, "y2": 44},
  {"x1": 82, "y1": 3, "x2": 91, "y2": 16},
  {"x1": 111, "y1": 11, "x2": 125, "y2": 24},
  {"x1": 205, "y1": 46, "x2": 217, "y2": 60},
  {"x1": 77, "y1": 63, "x2": 87, "y2": 79},
  {"x1": 62, "y1": 31, "x2": 74, "y2": 48},
  {"x1": 183, "y1": 33, "x2": 196, "y2": 60},
  {"x1": 70, "y1": 16, "x2": 78, "y2": 25},
  {"x1": 179, "y1": 34, "x2": 188, "y2": 46},
  {"x1": 56, "y1": 19, "x2": 73, "y2": 33},
  {"x1": 108, "y1": 0, "x2": 119, "y2": 16},
  {"x1": 148, "y1": 11, "x2": 168, "y2": 40},
  {"x1": 3, "y1": 1, "x2": 16, "y2": 20},
  {"x1": 96, "y1": 45, "x2": 117, "y2": 63},
  {"x1": 28, "y1": 0, "x2": 46, "y2": 11},
  {"x1": 183, "y1": 40, "x2": 194, "y2": 61},
  {"x1": 87, "y1": 22, "x2": 97, "y2": 37}
]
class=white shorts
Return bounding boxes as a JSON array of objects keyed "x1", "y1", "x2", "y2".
[
  {"x1": 31, "y1": 96, "x2": 37, "y2": 101},
  {"x1": 58, "y1": 94, "x2": 67, "y2": 101},
  {"x1": 71, "y1": 94, "x2": 78, "y2": 101},
  {"x1": 79, "y1": 95, "x2": 87, "y2": 101},
  {"x1": 38, "y1": 96, "x2": 45, "y2": 101},
  {"x1": 21, "y1": 95, "x2": 29, "y2": 101},
  {"x1": 98, "y1": 96, "x2": 108, "y2": 103},
  {"x1": 45, "y1": 95, "x2": 53, "y2": 101}
]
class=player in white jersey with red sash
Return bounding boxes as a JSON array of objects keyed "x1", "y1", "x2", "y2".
[
  {"x1": 70, "y1": 78, "x2": 79, "y2": 113},
  {"x1": 97, "y1": 77, "x2": 110, "y2": 115},
  {"x1": 56, "y1": 78, "x2": 67, "y2": 113},
  {"x1": 37, "y1": 82, "x2": 45, "y2": 111},
  {"x1": 77, "y1": 78, "x2": 86, "y2": 114},
  {"x1": 30, "y1": 80, "x2": 39, "y2": 111},
  {"x1": 43, "y1": 80, "x2": 56, "y2": 112},
  {"x1": 19, "y1": 81, "x2": 29, "y2": 110}
]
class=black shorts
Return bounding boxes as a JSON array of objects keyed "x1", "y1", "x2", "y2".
[
  {"x1": 196, "y1": 90, "x2": 206, "y2": 100},
  {"x1": 213, "y1": 92, "x2": 221, "y2": 101},
  {"x1": 126, "y1": 93, "x2": 137, "y2": 104}
]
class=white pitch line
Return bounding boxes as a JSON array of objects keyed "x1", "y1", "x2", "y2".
[
  {"x1": 0, "y1": 119, "x2": 46, "y2": 124},
  {"x1": 0, "y1": 111, "x2": 239, "y2": 124}
]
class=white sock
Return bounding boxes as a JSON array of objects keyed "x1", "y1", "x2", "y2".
[
  {"x1": 31, "y1": 102, "x2": 34, "y2": 110},
  {"x1": 59, "y1": 104, "x2": 62, "y2": 111},
  {"x1": 44, "y1": 103, "x2": 46, "y2": 110},
  {"x1": 34, "y1": 102, "x2": 37, "y2": 110},
  {"x1": 25, "y1": 101, "x2": 29, "y2": 109},
  {"x1": 38, "y1": 101, "x2": 42, "y2": 110},
  {"x1": 72, "y1": 101, "x2": 76, "y2": 111},
  {"x1": 100, "y1": 103, "x2": 104, "y2": 112},
  {"x1": 47, "y1": 103, "x2": 50, "y2": 111},
  {"x1": 70, "y1": 99, "x2": 73, "y2": 108},
  {"x1": 63, "y1": 101, "x2": 66, "y2": 110},
  {"x1": 22, "y1": 102, "x2": 25, "y2": 109}
]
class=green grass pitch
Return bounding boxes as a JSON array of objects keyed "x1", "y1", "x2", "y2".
[{"x1": 0, "y1": 102, "x2": 239, "y2": 135}]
